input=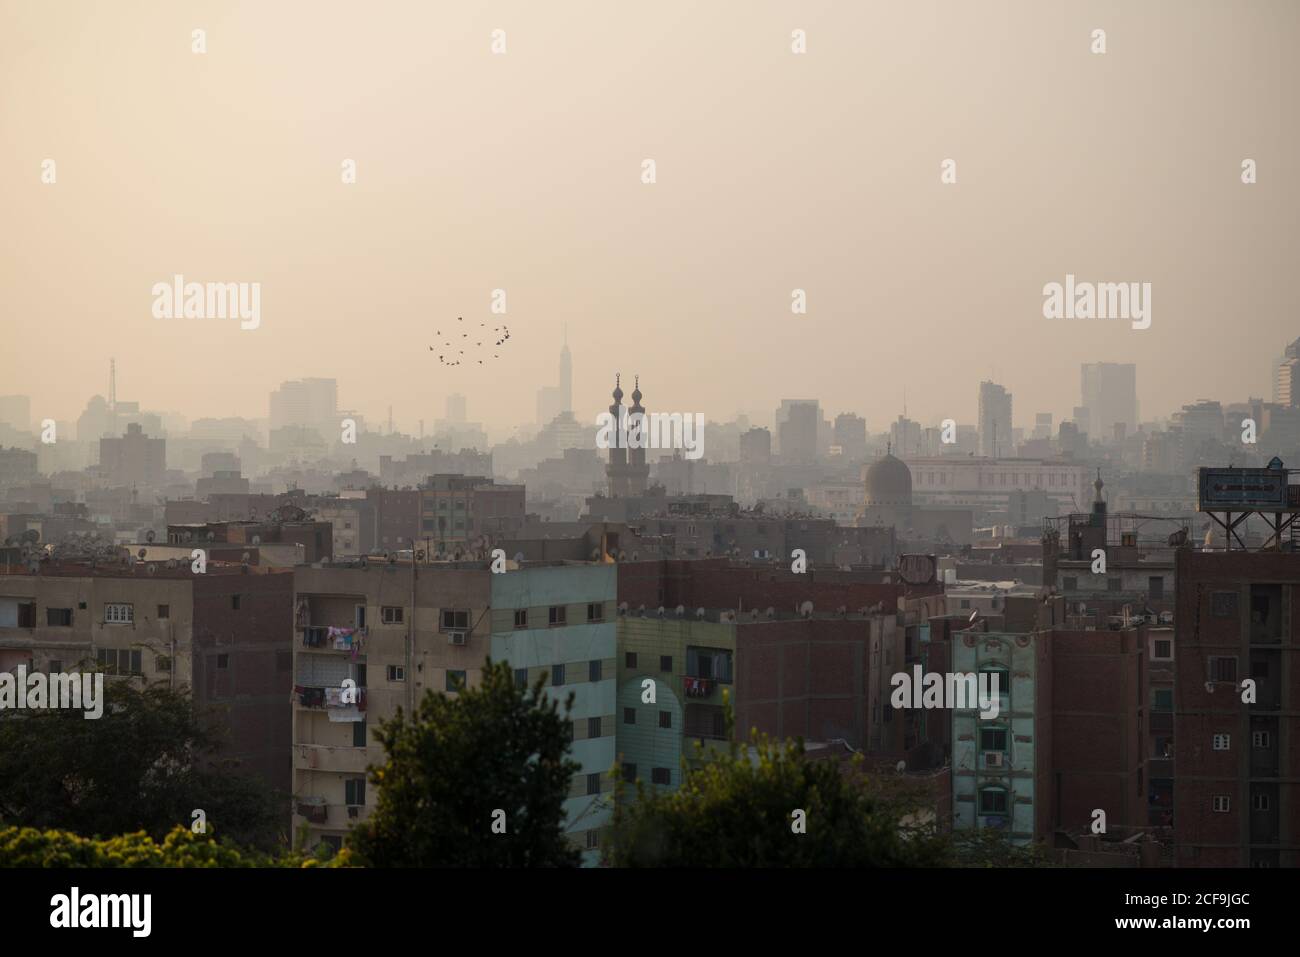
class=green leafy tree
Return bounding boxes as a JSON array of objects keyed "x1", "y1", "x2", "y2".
[
  {"x1": 605, "y1": 696, "x2": 951, "y2": 867},
  {"x1": 348, "y1": 658, "x2": 581, "y2": 867},
  {"x1": 951, "y1": 827, "x2": 1054, "y2": 867},
  {"x1": 0, "y1": 824, "x2": 350, "y2": 868},
  {"x1": 0, "y1": 680, "x2": 285, "y2": 850}
]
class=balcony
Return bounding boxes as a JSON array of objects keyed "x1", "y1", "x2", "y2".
[
  {"x1": 300, "y1": 625, "x2": 367, "y2": 655},
  {"x1": 295, "y1": 685, "x2": 367, "y2": 712},
  {"x1": 683, "y1": 676, "x2": 719, "y2": 699},
  {"x1": 1147, "y1": 757, "x2": 1173, "y2": 778},
  {"x1": 295, "y1": 744, "x2": 371, "y2": 774},
  {"x1": 294, "y1": 799, "x2": 369, "y2": 827}
]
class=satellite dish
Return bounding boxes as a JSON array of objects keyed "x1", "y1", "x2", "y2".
[
  {"x1": 416, "y1": 550, "x2": 425, "y2": 561},
  {"x1": 1205, "y1": 682, "x2": 1215, "y2": 693},
  {"x1": 896, "y1": 760, "x2": 906, "y2": 773},
  {"x1": 207, "y1": 532, "x2": 215, "y2": 542},
  {"x1": 618, "y1": 602, "x2": 628, "y2": 616},
  {"x1": 696, "y1": 607, "x2": 705, "y2": 619},
  {"x1": 166, "y1": 559, "x2": 177, "y2": 569},
  {"x1": 145, "y1": 530, "x2": 156, "y2": 543},
  {"x1": 656, "y1": 606, "x2": 665, "y2": 617},
  {"x1": 514, "y1": 552, "x2": 524, "y2": 563},
  {"x1": 766, "y1": 607, "x2": 775, "y2": 620},
  {"x1": 147, "y1": 563, "x2": 157, "y2": 575},
  {"x1": 675, "y1": 604, "x2": 685, "y2": 617},
  {"x1": 137, "y1": 548, "x2": 147, "y2": 559},
  {"x1": 242, "y1": 551, "x2": 251, "y2": 562},
  {"x1": 800, "y1": 601, "x2": 813, "y2": 618}
]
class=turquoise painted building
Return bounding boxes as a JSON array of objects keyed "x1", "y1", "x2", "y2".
[
  {"x1": 490, "y1": 562, "x2": 617, "y2": 865},
  {"x1": 951, "y1": 630, "x2": 1048, "y2": 845}
]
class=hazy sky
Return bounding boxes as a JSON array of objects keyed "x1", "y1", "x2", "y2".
[{"x1": 2, "y1": 0, "x2": 1297, "y2": 436}]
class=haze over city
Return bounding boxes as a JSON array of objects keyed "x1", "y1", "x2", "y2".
[{"x1": 3, "y1": 0, "x2": 1298, "y2": 433}]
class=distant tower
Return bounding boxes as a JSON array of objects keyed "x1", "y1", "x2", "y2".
[
  {"x1": 605, "y1": 375, "x2": 629, "y2": 497},
  {"x1": 627, "y1": 376, "x2": 648, "y2": 495},
  {"x1": 559, "y1": 325, "x2": 572, "y2": 415}
]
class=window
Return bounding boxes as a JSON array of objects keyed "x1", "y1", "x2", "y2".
[
  {"x1": 515, "y1": 667, "x2": 528, "y2": 689},
  {"x1": 1148, "y1": 576, "x2": 1164, "y2": 600},
  {"x1": 651, "y1": 767, "x2": 671, "y2": 785},
  {"x1": 1212, "y1": 796, "x2": 1230, "y2": 813},
  {"x1": 621, "y1": 763, "x2": 637, "y2": 784},
  {"x1": 960, "y1": 599, "x2": 970, "y2": 610},
  {"x1": 585, "y1": 829, "x2": 600, "y2": 849},
  {"x1": 355, "y1": 605, "x2": 367, "y2": 628},
  {"x1": 381, "y1": 606, "x2": 404, "y2": 624},
  {"x1": 45, "y1": 608, "x2": 72, "y2": 626},
  {"x1": 587, "y1": 602, "x2": 603, "y2": 622},
  {"x1": 625, "y1": 652, "x2": 638, "y2": 668},
  {"x1": 552, "y1": 663, "x2": 566, "y2": 686},
  {"x1": 623, "y1": 707, "x2": 636, "y2": 725},
  {"x1": 1212, "y1": 734, "x2": 1230, "y2": 751},
  {"x1": 387, "y1": 664, "x2": 405, "y2": 682},
  {"x1": 352, "y1": 720, "x2": 368, "y2": 748},
  {"x1": 589, "y1": 659, "x2": 602, "y2": 682},
  {"x1": 441, "y1": 609, "x2": 469, "y2": 631},
  {"x1": 587, "y1": 716, "x2": 601, "y2": 738},
  {"x1": 104, "y1": 603, "x2": 134, "y2": 624},
  {"x1": 1208, "y1": 656, "x2": 1238, "y2": 683},
  {"x1": 548, "y1": 605, "x2": 567, "y2": 626},
  {"x1": 513, "y1": 609, "x2": 527, "y2": 629},
  {"x1": 1253, "y1": 794, "x2": 1270, "y2": 811},
  {"x1": 157, "y1": 604, "x2": 170, "y2": 619},
  {"x1": 980, "y1": 727, "x2": 1008, "y2": 752},
  {"x1": 1153, "y1": 689, "x2": 1173, "y2": 712},
  {"x1": 95, "y1": 648, "x2": 143, "y2": 676},
  {"x1": 1253, "y1": 730, "x2": 1271, "y2": 749},
  {"x1": 446, "y1": 670, "x2": 466, "y2": 692},
  {"x1": 659, "y1": 710, "x2": 672, "y2": 729},
  {"x1": 660, "y1": 655, "x2": 673, "y2": 673},
  {"x1": 979, "y1": 788, "x2": 1008, "y2": 815},
  {"x1": 345, "y1": 778, "x2": 366, "y2": 806},
  {"x1": 228, "y1": 594, "x2": 240, "y2": 611},
  {"x1": 1153, "y1": 639, "x2": 1172, "y2": 660},
  {"x1": 47, "y1": 659, "x2": 63, "y2": 674},
  {"x1": 1063, "y1": 577, "x2": 1077, "y2": 591},
  {"x1": 216, "y1": 654, "x2": 229, "y2": 669},
  {"x1": 156, "y1": 655, "x2": 171, "y2": 673},
  {"x1": 565, "y1": 721, "x2": 574, "y2": 743},
  {"x1": 587, "y1": 772, "x2": 601, "y2": 795}
]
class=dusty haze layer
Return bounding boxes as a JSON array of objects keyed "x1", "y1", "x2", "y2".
[{"x1": 1, "y1": 0, "x2": 1297, "y2": 433}]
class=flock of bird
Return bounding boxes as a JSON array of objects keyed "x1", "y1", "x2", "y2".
[{"x1": 430, "y1": 316, "x2": 510, "y2": 366}]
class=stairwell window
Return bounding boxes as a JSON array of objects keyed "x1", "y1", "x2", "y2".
[{"x1": 104, "y1": 603, "x2": 134, "y2": 624}]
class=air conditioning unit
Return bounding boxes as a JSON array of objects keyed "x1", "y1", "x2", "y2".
[
  {"x1": 985, "y1": 752, "x2": 1005, "y2": 768},
  {"x1": 448, "y1": 631, "x2": 467, "y2": 646}
]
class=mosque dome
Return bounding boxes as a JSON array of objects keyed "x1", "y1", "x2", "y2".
[{"x1": 864, "y1": 451, "x2": 913, "y2": 507}]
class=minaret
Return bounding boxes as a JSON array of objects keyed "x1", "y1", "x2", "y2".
[
  {"x1": 605, "y1": 375, "x2": 629, "y2": 497},
  {"x1": 559, "y1": 325, "x2": 572, "y2": 415},
  {"x1": 627, "y1": 376, "x2": 649, "y2": 495},
  {"x1": 1091, "y1": 468, "x2": 1107, "y2": 526}
]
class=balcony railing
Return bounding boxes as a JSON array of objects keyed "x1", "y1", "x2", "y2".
[
  {"x1": 294, "y1": 800, "x2": 369, "y2": 826},
  {"x1": 295, "y1": 744, "x2": 371, "y2": 774},
  {"x1": 301, "y1": 625, "x2": 368, "y2": 654},
  {"x1": 295, "y1": 685, "x2": 367, "y2": 711},
  {"x1": 684, "y1": 676, "x2": 718, "y2": 698}
]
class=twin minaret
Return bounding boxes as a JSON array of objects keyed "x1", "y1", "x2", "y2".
[{"x1": 605, "y1": 374, "x2": 650, "y2": 497}]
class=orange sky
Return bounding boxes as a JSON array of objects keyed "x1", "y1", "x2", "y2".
[{"x1": 2, "y1": 0, "x2": 1297, "y2": 435}]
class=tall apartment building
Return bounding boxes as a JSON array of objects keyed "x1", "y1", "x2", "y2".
[
  {"x1": 269, "y1": 378, "x2": 338, "y2": 439},
  {"x1": 833, "y1": 413, "x2": 868, "y2": 461},
  {"x1": 99, "y1": 423, "x2": 166, "y2": 488},
  {"x1": 776, "y1": 400, "x2": 820, "y2": 463},
  {"x1": 978, "y1": 381, "x2": 1013, "y2": 459},
  {"x1": 1274, "y1": 338, "x2": 1300, "y2": 407},
  {"x1": 1081, "y1": 363, "x2": 1138, "y2": 442},
  {"x1": 291, "y1": 560, "x2": 616, "y2": 865},
  {"x1": 0, "y1": 561, "x2": 294, "y2": 796},
  {"x1": 1173, "y1": 550, "x2": 1300, "y2": 867}
]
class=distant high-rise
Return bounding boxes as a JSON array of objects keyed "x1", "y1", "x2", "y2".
[
  {"x1": 776, "y1": 400, "x2": 819, "y2": 463},
  {"x1": 269, "y1": 378, "x2": 338, "y2": 439},
  {"x1": 446, "y1": 393, "x2": 467, "y2": 423},
  {"x1": 1275, "y1": 338, "x2": 1300, "y2": 407},
  {"x1": 1033, "y1": 412, "x2": 1053, "y2": 441},
  {"x1": 833, "y1": 413, "x2": 867, "y2": 460},
  {"x1": 0, "y1": 395, "x2": 31, "y2": 432},
  {"x1": 1081, "y1": 362, "x2": 1137, "y2": 441},
  {"x1": 739, "y1": 427, "x2": 771, "y2": 464},
  {"x1": 536, "y1": 329, "x2": 573, "y2": 426},
  {"x1": 977, "y1": 381, "x2": 1012, "y2": 458}
]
